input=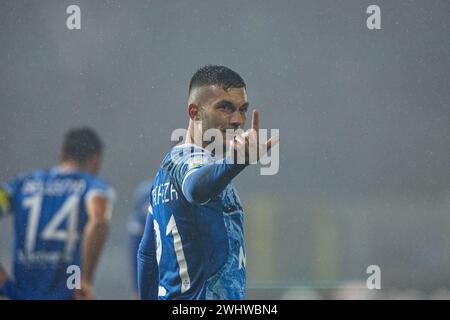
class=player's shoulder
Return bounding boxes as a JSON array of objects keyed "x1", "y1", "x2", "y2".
[
  {"x1": 3, "y1": 168, "x2": 49, "y2": 193},
  {"x1": 19, "y1": 168, "x2": 49, "y2": 181},
  {"x1": 47, "y1": 168, "x2": 106, "y2": 188},
  {"x1": 163, "y1": 143, "x2": 213, "y2": 167},
  {"x1": 172, "y1": 143, "x2": 210, "y2": 155},
  {"x1": 80, "y1": 172, "x2": 109, "y2": 187},
  {"x1": 85, "y1": 174, "x2": 114, "y2": 194},
  {"x1": 62, "y1": 170, "x2": 115, "y2": 202}
]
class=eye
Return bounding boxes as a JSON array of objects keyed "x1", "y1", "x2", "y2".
[{"x1": 217, "y1": 104, "x2": 235, "y2": 113}]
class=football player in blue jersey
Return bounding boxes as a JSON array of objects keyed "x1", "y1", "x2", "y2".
[
  {"x1": 127, "y1": 180, "x2": 152, "y2": 299},
  {"x1": 138, "y1": 65, "x2": 279, "y2": 300},
  {"x1": 0, "y1": 127, "x2": 115, "y2": 300}
]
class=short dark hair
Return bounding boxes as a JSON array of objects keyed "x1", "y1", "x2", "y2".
[
  {"x1": 62, "y1": 127, "x2": 103, "y2": 164},
  {"x1": 189, "y1": 65, "x2": 246, "y2": 94}
]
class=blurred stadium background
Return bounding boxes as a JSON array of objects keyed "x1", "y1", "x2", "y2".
[{"x1": 1, "y1": 0, "x2": 450, "y2": 299}]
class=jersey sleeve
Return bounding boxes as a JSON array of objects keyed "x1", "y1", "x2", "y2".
[
  {"x1": 84, "y1": 178, "x2": 116, "y2": 220},
  {"x1": 166, "y1": 145, "x2": 247, "y2": 205},
  {"x1": 181, "y1": 160, "x2": 247, "y2": 204},
  {"x1": 167, "y1": 146, "x2": 212, "y2": 196}
]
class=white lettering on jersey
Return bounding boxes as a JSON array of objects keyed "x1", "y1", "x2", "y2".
[{"x1": 152, "y1": 182, "x2": 179, "y2": 206}]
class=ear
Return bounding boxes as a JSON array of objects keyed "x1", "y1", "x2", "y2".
[{"x1": 188, "y1": 103, "x2": 201, "y2": 121}]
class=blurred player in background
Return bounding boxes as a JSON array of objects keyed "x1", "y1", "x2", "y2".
[
  {"x1": 0, "y1": 127, "x2": 115, "y2": 300},
  {"x1": 138, "y1": 65, "x2": 278, "y2": 300},
  {"x1": 127, "y1": 180, "x2": 152, "y2": 299}
]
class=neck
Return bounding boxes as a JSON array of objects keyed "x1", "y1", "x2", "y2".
[
  {"x1": 59, "y1": 160, "x2": 87, "y2": 173},
  {"x1": 186, "y1": 120, "x2": 205, "y2": 148},
  {"x1": 186, "y1": 121, "x2": 226, "y2": 157}
]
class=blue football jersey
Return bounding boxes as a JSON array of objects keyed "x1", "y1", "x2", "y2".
[
  {"x1": 148, "y1": 143, "x2": 246, "y2": 300},
  {"x1": 0, "y1": 167, "x2": 115, "y2": 300}
]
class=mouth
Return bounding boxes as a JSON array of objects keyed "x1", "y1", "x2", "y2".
[{"x1": 222, "y1": 127, "x2": 239, "y2": 133}]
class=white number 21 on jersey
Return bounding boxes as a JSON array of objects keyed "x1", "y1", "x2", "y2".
[{"x1": 153, "y1": 214, "x2": 191, "y2": 293}]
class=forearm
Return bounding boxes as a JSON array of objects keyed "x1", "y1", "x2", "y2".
[
  {"x1": 81, "y1": 221, "x2": 109, "y2": 283},
  {"x1": 182, "y1": 161, "x2": 247, "y2": 204}
]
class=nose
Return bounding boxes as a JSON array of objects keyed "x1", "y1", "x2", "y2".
[{"x1": 229, "y1": 110, "x2": 244, "y2": 129}]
